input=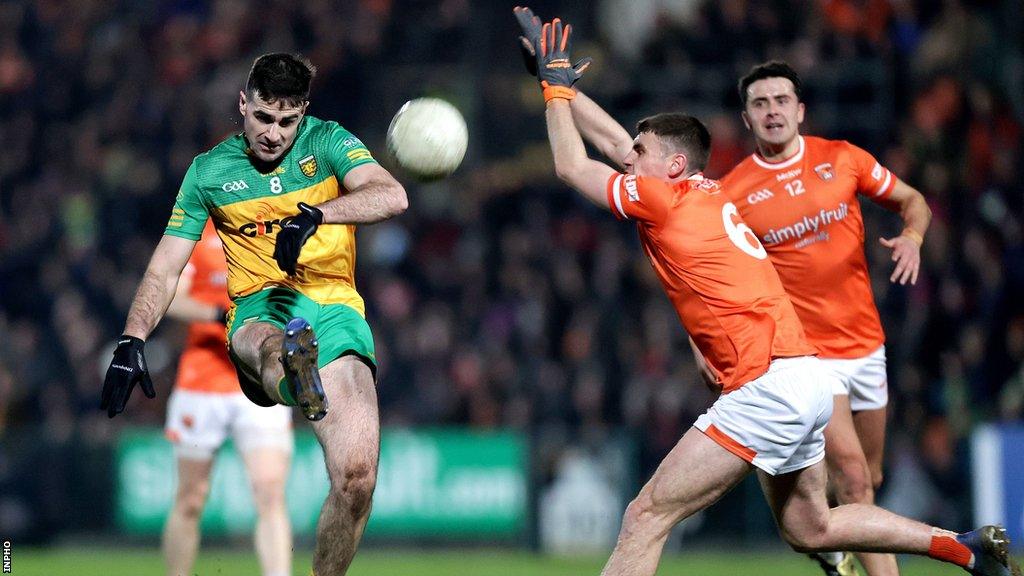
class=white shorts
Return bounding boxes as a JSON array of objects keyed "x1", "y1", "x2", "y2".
[
  {"x1": 694, "y1": 356, "x2": 835, "y2": 476},
  {"x1": 820, "y1": 345, "x2": 888, "y2": 412},
  {"x1": 165, "y1": 389, "x2": 294, "y2": 460}
]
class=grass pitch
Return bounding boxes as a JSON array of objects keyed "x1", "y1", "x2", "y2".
[{"x1": 9, "y1": 547, "x2": 1001, "y2": 575}]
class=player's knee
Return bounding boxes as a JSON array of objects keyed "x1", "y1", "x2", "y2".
[
  {"x1": 229, "y1": 328, "x2": 260, "y2": 364},
  {"x1": 832, "y1": 457, "x2": 873, "y2": 504},
  {"x1": 620, "y1": 493, "x2": 661, "y2": 538},
  {"x1": 333, "y1": 459, "x2": 376, "y2": 519},
  {"x1": 781, "y1": 519, "x2": 828, "y2": 553},
  {"x1": 783, "y1": 533, "x2": 819, "y2": 553},
  {"x1": 870, "y1": 467, "x2": 884, "y2": 491},
  {"x1": 250, "y1": 477, "x2": 287, "y2": 514},
  {"x1": 175, "y1": 483, "x2": 210, "y2": 520}
]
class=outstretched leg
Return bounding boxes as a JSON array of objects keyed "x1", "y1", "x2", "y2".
[
  {"x1": 761, "y1": 460, "x2": 1021, "y2": 576},
  {"x1": 600, "y1": 427, "x2": 752, "y2": 576}
]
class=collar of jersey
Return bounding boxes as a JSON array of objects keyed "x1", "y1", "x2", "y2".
[{"x1": 751, "y1": 136, "x2": 805, "y2": 170}]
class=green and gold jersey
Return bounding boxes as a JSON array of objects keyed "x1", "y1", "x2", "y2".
[{"x1": 165, "y1": 115, "x2": 376, "y2": 314}]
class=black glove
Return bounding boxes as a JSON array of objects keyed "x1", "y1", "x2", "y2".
[
  {"x1": 513, "y1": 6, "x2": 541, "y2": 76},
  {"x1": 100, "y1": 335, "x2": 155, "y2": 418},
  {"x1": 273, "y1": 202, "x2": 323, "y2": 276},
  {"x1": 535, "y1": 18, "x2": 591, "y2": 91}
]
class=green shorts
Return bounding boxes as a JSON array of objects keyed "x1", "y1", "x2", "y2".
[{"x1": 227, "y1": 287, "x2": 377, "y2": 406}]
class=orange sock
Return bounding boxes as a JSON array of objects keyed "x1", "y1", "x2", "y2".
[{"x1": 928, "y1": 534, "x2": 974, "y2": 568}]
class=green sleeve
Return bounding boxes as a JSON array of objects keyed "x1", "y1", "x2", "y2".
[
  {"x1": 164, "y1": 160, "x2": 209, "y2": 240},
  {"x1": 322, "y1": 124, "x2": 377, "y2": 182}
]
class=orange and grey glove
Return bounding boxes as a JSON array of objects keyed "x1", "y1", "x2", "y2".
[
  {"x1": 513, "y1": 6, "x2": 541, "y2": 77},
  {"x1": 520, "y1": 13, "x2": 592, "y2": 103}
]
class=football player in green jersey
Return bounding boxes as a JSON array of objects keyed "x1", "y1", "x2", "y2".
[{"x1": 100, "y1": 53, "x2": 408, "y2": 576}]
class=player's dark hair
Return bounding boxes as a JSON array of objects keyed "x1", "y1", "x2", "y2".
[
  {"x1": 738, "y1": 60, "x2": 802, "y2": 106},
  {"x1": 636, "y1": 113, "x2": 711, "y2": 173},
  {"x1": 245, "y1": 53, "x2": 317, "y2": 106}
]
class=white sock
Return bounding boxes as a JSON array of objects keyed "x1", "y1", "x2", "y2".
[{"x1": 816, "y1": 551, "x2": 846, "y2": 566}]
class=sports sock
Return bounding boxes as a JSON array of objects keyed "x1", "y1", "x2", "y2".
[
  {"x1": 277, "y1": 376, "x2": 297, "y2": 406},
  {"x1": 815, "y1": 551, "x2": 846, "y2": 566},
  {"x1": 928, "y1": 534, "x2": 974, "y2": 568}
]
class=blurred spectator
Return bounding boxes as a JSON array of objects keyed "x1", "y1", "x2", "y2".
[{"x1": 0, "y1": 0, "x2": 1022, "y2": 536}]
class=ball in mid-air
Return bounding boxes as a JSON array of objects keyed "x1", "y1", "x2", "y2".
[{"x1": 386, "y1": 97, "x2": 468, "y2": 180}]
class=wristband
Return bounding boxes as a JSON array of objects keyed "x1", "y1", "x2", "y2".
[
  {"x1": 541, "y1": 82, "x2": 575, "y2": 103},
  {"x1": 901, "y1": 228, "x2": 924, "y2": 246}
]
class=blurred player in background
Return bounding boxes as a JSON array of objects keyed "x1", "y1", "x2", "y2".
[
  {"x1": 720, "y1": 60, "x2": 933, "y2": 576},
  {"x1": 162, "y1": 221, "x2": 293, "y2": 576},
  {"x1": 514, "y1": 8, "x2": 1020, "y2": 576},
  {"x1": 100, "y1": 53, "x2": 408, "y2": 576}
]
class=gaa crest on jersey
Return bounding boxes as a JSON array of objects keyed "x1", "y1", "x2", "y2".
[
  {"x1": 299, "y1": 154, "x2": 318, "y2": 178},
  {"x1": 624, "y1": 175, "x2": 639, "y2": 202},
  {"x1": 697, "y1": 178, "x2": 721, "y2": 192},
  {"x1": 814, "y1": 163, "x2": 835, "y2": 181}
]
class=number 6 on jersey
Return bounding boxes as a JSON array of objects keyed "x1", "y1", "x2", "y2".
[{"x1": 722, "y1": 202, "x2": 768, "y2": 259}]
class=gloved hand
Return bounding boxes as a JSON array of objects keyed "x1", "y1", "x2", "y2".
[
  {"x1": 531, "y1": 16, "x2": 592, "y2": 102},
  {"x1": 273, "y1": 202, "x2": 323, "y2": 275},
  {"x1": 100, "y1": 335, "x2": 155, "y2": 418},
  {"x1": 513, "y1": 6, "x2": 541, "y2": 77}
]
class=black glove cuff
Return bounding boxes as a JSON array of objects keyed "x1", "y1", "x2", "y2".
[
  {"x1": 117, "y1": 335, "x2": 145, "y2": 348},
  {"x1": 298, "y1": 202, "x2": 324, "y2": 225}
]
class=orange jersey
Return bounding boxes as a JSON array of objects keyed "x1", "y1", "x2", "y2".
[
  {"x1": 607, "y1": 173, "x2": 815, "y2": 393},
  {"x1": 176, "y1": 222, "x2": 238, "y2": 394},
  {"x1": 722, "y1": 136, "x2": 896, "y2": 358}
]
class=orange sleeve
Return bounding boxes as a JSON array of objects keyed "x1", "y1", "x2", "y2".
[
  {"x1": 846, "y1": 141, "x2": 896, "y2": 200},
  {"x1": 606, "y1": 174, "x2": 673, "y2": 224}
]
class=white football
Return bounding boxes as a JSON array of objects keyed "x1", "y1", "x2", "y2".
[{"x1": 386, "y1": 97, "x2": 468, "y2": 180}]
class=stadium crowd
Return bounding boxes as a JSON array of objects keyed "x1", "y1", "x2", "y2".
[{"x1": 0, "y1": 0, "x2": 1021, "y2": 534}]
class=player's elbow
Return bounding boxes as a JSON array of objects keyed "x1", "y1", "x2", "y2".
[
  {"x1": 387, "y1": 184, "x2": 409, "y2": 217},
  {"x1": 554, "y1": 159, "x2": 585, "y2": 188},
  {"x1": 919, "y1": 195, "x2": 933, "y2": 223},
  {"x1": 611, "y1": 139, "x2": 634, "y2": 168}
]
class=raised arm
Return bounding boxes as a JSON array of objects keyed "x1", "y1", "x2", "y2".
[
  {"x1": 524, "y1": 17, "x2": 614, "y2": 206},
  {"x1": 547, "y1": 99, "x2": 617, "y2": 208},
  {"x1": 875, "y1": 178, "x2": 931, "y2": 285},
  {"x1": 572, "y1": 91, "x2": 634, "y2": 170},
  {"x1": 514, "y1": 6, "x2": 632, "y2": 168}
]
